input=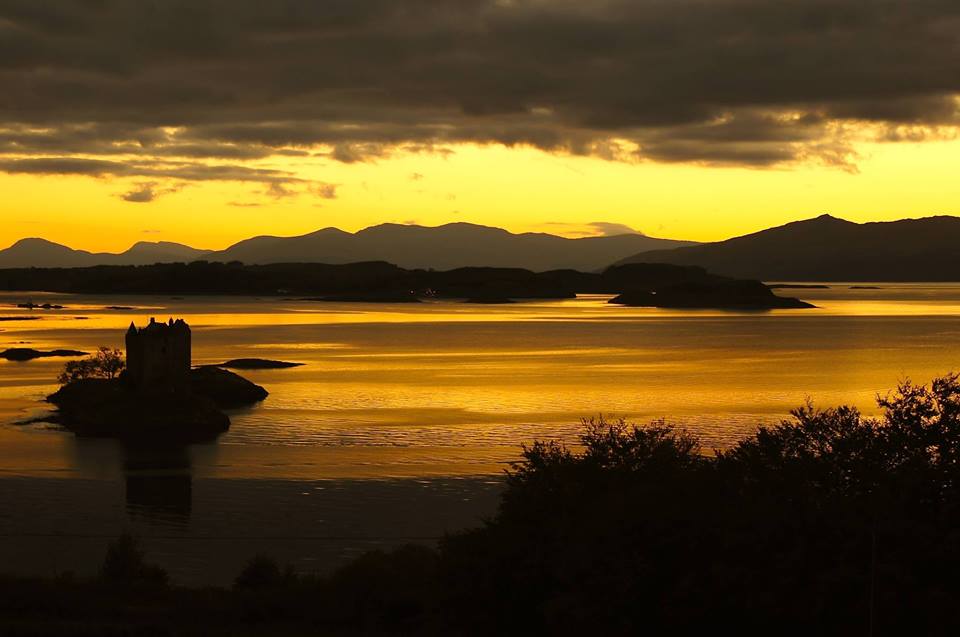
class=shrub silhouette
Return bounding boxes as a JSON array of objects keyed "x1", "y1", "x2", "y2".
[
  {"x1": 100, "y1": 533, "x2": 168, "y2": 587},
  {"x1": 58, "y1": 346, "x2": 125, "y2": 384},
  {"x1": 233, "y1": 555, "x2": 299, "y2": 592},
  {"x1": 441, "y1": 376, "x2": 960, "y2": 635},
  {"x1": 325, "y1": 544, "x2": 439, "y2": 632},
  {"x1": 224, "y1": 544, "x2": 440, "y2": 630}
]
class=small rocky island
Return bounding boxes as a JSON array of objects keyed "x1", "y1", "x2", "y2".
[
  {"x1": 214, "y1": 358, "x2": 303, "y2": 370},
  {"x1": 610, "y1": 279, "x2": 814, "y2": 309},
  {"x1": 1, "y1": 348, "x2": 87, "y2": 361},
  {"x1": 47, "y1": 318, "x2": 267, "y2": 442}
]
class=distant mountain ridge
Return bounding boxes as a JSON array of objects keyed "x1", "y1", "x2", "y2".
[
  {"x1": 616, "y1": 214, "x2": 960, "y2": 281},
  {"x1": 204, "y1": 222, "x2": 696, "y2": 271},
  {"x1": 0, "y1": 238, "x2": 211, "y2": 268},
  {"x1": 0, "y1": 223, "x2": 695, "y2": 271}
]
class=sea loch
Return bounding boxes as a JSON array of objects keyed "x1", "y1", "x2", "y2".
[{"x1": 2, "y1": 284, "x2": 960, "y2": 583}]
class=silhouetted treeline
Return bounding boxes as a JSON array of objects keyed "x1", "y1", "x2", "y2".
[
  {"x1": 0, "y1": 260, "x2": 734, "y2": 300},
  {"x1": 10, "y1": 376, "x2": 960, "y2": 634}
]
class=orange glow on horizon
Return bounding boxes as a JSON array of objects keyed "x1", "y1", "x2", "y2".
[{"x1": 2, "y1": 138, "x2": 960, "y2": 252}]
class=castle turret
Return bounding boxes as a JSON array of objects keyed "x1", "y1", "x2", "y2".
[{"x1": 125, "y1": 318, "x2": 192, "y2": 394}]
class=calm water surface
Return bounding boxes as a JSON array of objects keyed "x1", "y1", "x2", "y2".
[{"x1": 1, "y1": 285, "x2": 959, "y2": 583}]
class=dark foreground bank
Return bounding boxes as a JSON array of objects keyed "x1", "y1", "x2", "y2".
[{"x1": 6, "y1": 375, "x2": 960, "y2": 635}]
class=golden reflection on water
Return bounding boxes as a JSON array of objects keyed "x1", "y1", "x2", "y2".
[{"x1": 3, "y1": 285, "x2": 960, "y2": 480}]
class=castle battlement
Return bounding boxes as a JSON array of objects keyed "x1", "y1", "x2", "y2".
[{"x1": 125, "y1": 317, "x2": 191, "y2": 392}]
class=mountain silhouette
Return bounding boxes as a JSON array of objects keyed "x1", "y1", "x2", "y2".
[
  {"x1": 0, "y1": 223, "x2": 693, "y2": 271},
  {"x1": 120, "y1": 241, "x2": 211, "y2": 263},
  {"x1": 203, "y1": 222, "x2": 695, "y2": 271},
  {"x1": 0, "y1": 238, "x2": 210, "y2": 268},
  {"x1": 615, "y1": 214, "x2": 960, "y2": 281}
]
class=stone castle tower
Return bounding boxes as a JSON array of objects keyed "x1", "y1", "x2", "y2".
[{"x1": 125, "y1": 318, "x2": 191, "y2": 392}]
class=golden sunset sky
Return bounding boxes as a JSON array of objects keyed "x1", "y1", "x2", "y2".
[
  {"x1": 2, "y1": 1, "x2": 959, "y2": 252},
  {"x1": 3, "y1": 138, "x2": 960, "y2": 252}
]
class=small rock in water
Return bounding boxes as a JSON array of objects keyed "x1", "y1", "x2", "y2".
[
  {"x1": 1, "y1": 348, "x2": 87, "y2": 362},
  {"x1": 216, "y1": 358, "x2": 303, "y2": 370}
]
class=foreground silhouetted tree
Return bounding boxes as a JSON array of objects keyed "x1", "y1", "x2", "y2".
[
  {"x1": 100, "y1": 534, "x2": 168, "y2": 587},
  {"x1": 233, "y1": 555, "x2": 305, "y2": 592},
  {"x1": 57, "y1": 346, "x2": 125, "y2": 384},
  {"x1": 440, "y1": 376, "x2": 960, "y2": 635}
]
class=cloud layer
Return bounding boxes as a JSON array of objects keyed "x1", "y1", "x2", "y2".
[
  {"x1": 1, "y1": 0, "x2": 958, "y2": 191},
  {"x1": 543, "y1": 221, "x2": 644, "y2": 238}
]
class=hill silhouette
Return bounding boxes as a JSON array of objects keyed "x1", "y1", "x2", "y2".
[
  {"x1": 616, "y1": 214, "x2": 960, "y2": 281},
  {"x1": 0, "y1": 223, "x2": 694, "y2": 271},
  {"x1": 204, "y1": 222, "x2": 695, "y2": 271},
  {"x1": 0, "y1": 238, "x2": 210, "y2": 268}
]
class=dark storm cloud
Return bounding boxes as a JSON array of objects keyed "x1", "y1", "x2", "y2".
[
  {"x1": 0, "y1": 0, "x2": 958, "y2": 176},
  {"x1": 0, "y1": 156, "x2": 304, "y2": 184},
  {"x1": 0, "y1": 157, "x2": 121, "y2": 176}
]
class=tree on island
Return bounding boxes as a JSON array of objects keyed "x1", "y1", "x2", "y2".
[{"x1": 57, "y1": 346, "x2": 125, "y2": 384}]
